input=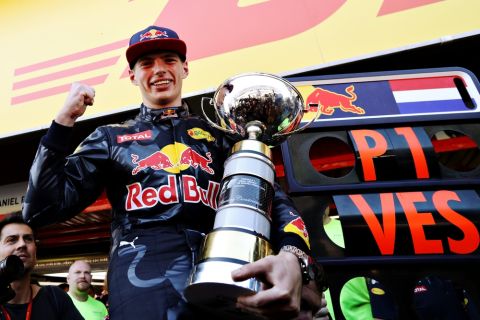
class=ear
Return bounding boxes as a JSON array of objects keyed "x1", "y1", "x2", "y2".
[
  {"x1": 182, "y1": 61, "x2": 189, "y2": 79},
  {"x1": 129, "y1": 69, "x2": 138, "y2": 86}
]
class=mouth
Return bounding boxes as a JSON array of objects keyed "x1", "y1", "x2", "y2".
[
  {"x1": 151, "y1": 79, "x2": 172, "y2": 87},
  {"x1": 16, "y1": 254, "x2": 29, "y2": 261}
]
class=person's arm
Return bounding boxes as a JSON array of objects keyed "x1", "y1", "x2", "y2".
[
  {"x1": 231, "y1": 183, "x2": 312, "y2": 319},
  {"x1": 22, "y1": 83, "x2": 107, "y2": 227},
  {"x1": 23, "y1": 124, "x2": 109, "y2": 227},
  {"x1": 57, "y1": 288, "x2": 86, "y2": 320}
]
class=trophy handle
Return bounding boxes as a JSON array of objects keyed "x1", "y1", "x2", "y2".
[
  {"x1": 201, "y1": 97, "x2": 236, "y2": 134},
  {"x1": 272, "y1": 105, "x2": 321, "y2": 139}
]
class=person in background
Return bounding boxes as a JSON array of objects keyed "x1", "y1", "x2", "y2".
[
  {"x1": 23, "y1": 25, "x2": 316, "y2": 319},
  {"x1": 67, "y1": 260, "x2": 108, "y2": 320},
  {"x1": 413, "y1": 275, "x2": 480, "y2": 320},
  {"x1": 340, "y1": 277, "x2": 398, "y2": 320},
  {"x1": 58, "y1": 283, "x2": 69, "y2": 292},
  {"x1": 322, "y1": 205, "x2": 398, "y2": 320},
  {"x1": 95, "y1": 274, "x2": 108, "y2": 310},
  {"x1": 0, "y1": 213, "x2": 83, "y2": 320}
]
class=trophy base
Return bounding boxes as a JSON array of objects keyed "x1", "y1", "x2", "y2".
[{"x1": 185, "y1": 260, "x2": 261, "y2": 313}]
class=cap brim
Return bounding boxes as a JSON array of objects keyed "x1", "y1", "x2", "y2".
[{"x1": 126, "y1": 38, "x2": 187, "y2": 67}]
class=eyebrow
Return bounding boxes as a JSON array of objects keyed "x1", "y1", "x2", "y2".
[
  {"x1": 140, "y1": 52, "x2": 179, "y2": 60},
  {"x1": 2, "y1": 233, "x2": 34, "y2": 240}
]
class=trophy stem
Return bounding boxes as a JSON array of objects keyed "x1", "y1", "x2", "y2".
[{"x1": 246, "y1": 121, "x2": 265, "y2": 140}]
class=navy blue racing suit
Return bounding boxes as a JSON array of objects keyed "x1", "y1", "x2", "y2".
[{"x1": 23, "y1": 104, "x2": 311, "y2": 319}]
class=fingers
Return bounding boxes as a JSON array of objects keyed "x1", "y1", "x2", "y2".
[
  {"x1": 80, "y1": 84, "x2": 96, "y2": 106},
  {"x1": 66, "y1": 82, "x2": 95, "y2": 109},
  {"x1": 236, "y1": 296, "x2": 299, "y2": 320},
  {"x1": 71, "y1": 82, "x2": 95, "y2": 107},
  {"x1": 238, "y1": 279, "x2": 291, "y2": 304},
  {"x1": 83, "y1": 90, "x2": 95, "y2": 106},
  {"x1": 231, "y1": 256, "x2": 273, "y2": 282},
  {"x1": 232, "y1": 253, "x2": 303, "y2": 319},
  {"x1": 55, "y1": 82, "x2": 95, "y2": 126},
  {"x1": 315, "y1": 305, "x2": 330, "y2": 319}
]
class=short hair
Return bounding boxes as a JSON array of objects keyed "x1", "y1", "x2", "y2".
[{"x1": 0, "y1": 212, "x2": 36, "y2": 241}]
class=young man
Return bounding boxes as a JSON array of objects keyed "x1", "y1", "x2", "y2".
[
  {"x1": 23, "y1": 25, "x2": 312, "y2": 319},
  {"x1": 0, "y1": 213, "x2": 83, "y2": 320},
  {"x1": 67, "y1": 260, "x2": 108, "y2": 320}
]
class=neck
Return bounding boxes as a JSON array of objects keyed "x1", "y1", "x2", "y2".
[
  {"x1": 323, "y1": 215, "x2": 331, "y2": 224},
  {"x1": 9, "y1": 277, "x2": 32, "y2": 304},
  {"x1": 145, "y1": 103, "x2": 181, "y2": 110},
  {"x1": 69, "y1": 289, "x2": 89, "y2": 302}
]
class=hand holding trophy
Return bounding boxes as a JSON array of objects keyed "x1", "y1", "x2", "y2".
[{"x1": 185, "y1": 73, "x2": 317, "y2": 317}]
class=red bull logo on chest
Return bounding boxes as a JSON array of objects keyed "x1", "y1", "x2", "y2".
[
  {"x1": 130, "y1": 142, "x2": 214, "y2": 175},
  {"x1": 125, "y1": 175, "x2": 220, "y2": 211}
]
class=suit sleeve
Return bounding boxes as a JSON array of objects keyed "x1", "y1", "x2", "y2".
[
  {"x1": 270, "y1": 182, "x2": 311, "y2": 254},
  {"x1": 23, "y1": 121, "x2": 109, "y2": 227}
]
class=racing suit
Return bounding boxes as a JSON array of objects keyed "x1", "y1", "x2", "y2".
[{"x1": 23, "y1": 103, "x2": 311, "y2": 319}]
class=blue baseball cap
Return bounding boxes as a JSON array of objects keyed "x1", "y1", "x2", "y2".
[{"x1": 126, "y1": 26, "x2": 187, "y2": 68}]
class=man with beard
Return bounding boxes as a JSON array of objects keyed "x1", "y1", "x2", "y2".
[
  {"x1": 0, "y1": 213, "x2": 83, "y2": 320},
  {"x1": 67, "y1": 260, "x2": 108, "y2": 320}
]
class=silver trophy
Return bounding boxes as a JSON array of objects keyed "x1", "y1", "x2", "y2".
[{"x1": 184, "y1": 72, "x2": 317, "y2": 315}]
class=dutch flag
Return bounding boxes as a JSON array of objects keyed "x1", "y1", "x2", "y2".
[{"x1": 389, "y1": 76, "x2": 477, "y2": 114}]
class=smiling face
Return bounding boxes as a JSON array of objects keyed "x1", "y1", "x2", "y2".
[
  {"x1": 0, "y1": 223, "x2": 37, "y2": 274},
  {"x1": 129, "y1": 51, "x2": 189, "y2": 109}
]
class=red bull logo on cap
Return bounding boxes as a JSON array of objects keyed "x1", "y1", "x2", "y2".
[
  {"x1": 305, "y1": 85, "x2": 365, "y2": 116},
  {"x1": 130, "y1": 142, "x2": 214, "y2": 175},
  {"x1": 140, "y1": 29, "x2": 168, "y2": 41},
  {"x1": 284, "y1": 216, "x2": 311, "y2": 248}
]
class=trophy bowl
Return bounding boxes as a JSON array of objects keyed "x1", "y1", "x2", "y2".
[{"x1": 204, "y1": 72, "x2": 306, "y2": 146}]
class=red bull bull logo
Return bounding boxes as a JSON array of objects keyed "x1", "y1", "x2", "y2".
[
  {"x1": 140, "y1": 29, "x2": 168, "y2": 41},
  {"x1": 284, "y1": 216, "x2": 311, "y2": 248},
  {"x1": 131, "y1": 152, "x2": 174, "y2": 175},
  {"x1": 306, "y1": 85, "x2": 365, "y2": 116},
  {"x1": 130, "y1": 142, "x2": 215, "y2": 175},
  {"x1": 179, "y1": 148, "x2": 214, "y2": 174}
]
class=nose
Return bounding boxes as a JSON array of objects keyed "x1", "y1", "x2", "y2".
[
  {"x1": 152, "y1": 58, "x2": 167, "y2": 74},
  {"x1": 16, "y1": 238, "x2": 28, "y2": 249}
]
